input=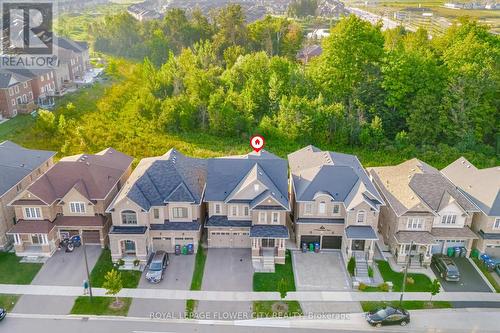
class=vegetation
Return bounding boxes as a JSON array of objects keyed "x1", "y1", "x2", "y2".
[
  {"x1": 0, "y1": 253, "x2": 42, "y2": 284},
  {"x1": 253, "y1": 301, "x2": 303, "y2": 318},
  {"x1": 90, "y1": 249, "x2": 141, "y2": 289},
  {"x1": 368, "y1": 266, "x2": 374, "y2": 278},
  {"x1": 0, "y1": 294, "x2": 19, "y2": 311},
  {"x1": 253, "y1": 250, "x2": 296, "y2": 292},
  {"x1": 472, "y1": 258, "x2": 500, "y2": 293},
  {"x1": 360, "y1": 300, "x2": 453, "y2": 312},
  {"x1": 102, "y1": 269, "x2": 123, "y2": 306},
  {"x1": 185, "y1": 244, "x2": 208, "y2": 316},
  {"x1": 347, "y1": 257, "x2": 356, "y2": 276},
  {"x1": 70, "y1": 296, "x2": 132, "y2": 316},
  {"x1": 376, "y1": 260, "x2": 432, "y2": 292},
  {"x1": 429, "y1": 279, "x2": 441, "y2": 301}
]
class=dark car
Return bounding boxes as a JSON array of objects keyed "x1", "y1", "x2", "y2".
[
  {"x1": 0, "y1": 308, "x2": 6, "y2": 321},
  {"x1": 145, "y1": 251, "x2": 169, "y2": 284},
  {"x1": 366, "y1": 306, "x2": 410, "y2": 327},
  {"x1": 432, "y1": 254, "x2": 460, "y2": 281}
]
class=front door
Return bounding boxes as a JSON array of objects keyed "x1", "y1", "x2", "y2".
[
  {"x1": 31, "y1": 234, "x2": 43, "y2": 245},
  {"x1": 352, "y1": 240, "x2": 365, "y2": 251},
  {"x1": 123, "y1": 240, "x2": 136, "y2": 254},
  {"x1": 261, "y1": 238, "x2": 275, "y2": 248}
]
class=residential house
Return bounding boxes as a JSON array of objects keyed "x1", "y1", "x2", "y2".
[
  {"x1": 288, "y1": 146, "x2": 384, "y2": 265},
  {"x1": 0, "y1": 141, "x2": 55, "y2": 250},
  {"x1": 0, "y1": 71, "x2": 36, "y2": 119},
  {"x1": 204, "y1": 150, "x2": 290, "y2": 270},
  {"x1": 369, "y1": 159, "x2": 478, "y2": 266},
  {"x1": 442, "y1": 157, "x2": 500, "y2": 257},
  {"x1": 6, "y1": 69, "x2": 57, "y2": 108},
  {"x1": 7, "y1": 148, "x2": 132, "y2": 257},
  {"x1": 107, "y1": 149, "x2": 206, "y2": 263},
  {"x1": 54, "y1": 37, "x2": 90, "y2": 84}
]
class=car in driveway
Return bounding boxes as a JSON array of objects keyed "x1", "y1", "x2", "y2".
[
  {"x1": 366, "y1": 306, "x2": 410, "y2": 327},
  {"x1": 432, "y1": 254, "x2": 460, "y2": 282},
  {"x1": 0, "y1": 307, "x2": 6, "y2": 321},
  {"x1": 145, "y1": 251, "x2": 169, "y2": 284}
]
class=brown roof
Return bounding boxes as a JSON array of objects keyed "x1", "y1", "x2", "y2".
[
  {"x1": 7, "y1": 220, "x2": 55, "y2": 234},
  {"x1": 11, "y1": 199, "x2": 45, "y2": 206},
  {"x1": 431, "y1": 227, "x2": 478, "y2": 239},
  {"x1": 27, "y1": 148, "x2": 132, "y2": 205},
  {"x1": 394, "y1": 231, "x2": 435, "y2": 244},
  {"x1": 54, "y1": 215, "x2": 106, "y2": 228}
]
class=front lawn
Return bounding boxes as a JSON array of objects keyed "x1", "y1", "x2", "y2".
[
  {"x1": 185, "y1": 244, "x2": 207, "y2": 317},
  {"x1": 472, "y1": 258, "x2": 500, "y2": 293},
  {"x1": 361, "y1": 300, "x2": 453, "y2": 312},
  {"x1": 0, "y1": 294, "x2": 20, "y2": 311},
  {"x1": 375, "y1": 260, "x2": 432, "y2": 292},
  {"x1": 253, "y1": 301, "x2": 303, "y2": 318},
  {"x1": 0, "y1": 253, "x2": 43, "y2": 284},
  {"x1": 253, "y1": 250, "x2": 296, "y2": 292},
  {"x1": 90, "y1": 249, "x2": 141, "y2": 288},
  {"x1": 70, "y1": 296, "x2": 131, "y2": 316}
]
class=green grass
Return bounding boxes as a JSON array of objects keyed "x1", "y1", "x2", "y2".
[
  {"x1": 90, "y1": 249, "x2": 141, "y2": 289},
  {"x1": 0, "y1": 253, "x2": 43, "y2": 284},
  {"x1": 472, "y1": 258, "x2": 500, "y2": 293},
  {"x1": 253, "y1": 301, "x2": 303, "y2": 318},
  {"x1": 70, "y1": 296, "x2": 131, "y2": 316},
  {"x1": 375, "y1": 260, "x2": 432, "y2": 292},
  {"x1": 253, "y1": 250, "x2": 296, "y2": 292},
  {"x1": 0, "y1": 294, "x2": 20, "y2": 311},
  {"x1": 360, "y1": 300, "x2": 453, "y2": 312},
  {"x1": 186, "y1": 299, "x2": 197, "y2": 319},
  {"x1": 185, "y1": 244, "x2": 208, "y2": 317}
]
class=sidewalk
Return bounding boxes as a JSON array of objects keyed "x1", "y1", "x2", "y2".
[{"x1": 1, "y1": 283, "x2": 499, "y2": 302}]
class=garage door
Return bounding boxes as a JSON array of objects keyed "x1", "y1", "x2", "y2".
[
  {"x1": 209, "y1": 231, "x2": 231, "y2": 248},
  {"x1": 82, "y1": 231, "x2": 100, "y2": 244},
  {"x1": 443, "y1": 239, "x2": 466, "y2": 250},
  {"x1": 175, "y1": 237, "x2": 195, "y2": 247},
  {"x1": 232, "y1": 232, "x2": 251, "y2": 248},
  {"x1": 432, "y1": 240, "x2": 445, "y2": 254},
  {"x1": 153, "y1": 237, "x2": 172, "y2": 252},
  {"x1": 322, "y1": 236, "x2": 342, "y2": 249},
  {"x1": 486, "y1": 245, "x2": 500, "y2": 258},
  {"x1": 300, "y1": 235, "x2": 321, "y2": 245}
]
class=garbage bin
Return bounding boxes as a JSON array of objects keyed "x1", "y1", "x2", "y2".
[
  {"x1": 454, "y1": 247, "x2": 461, "y2": 257},
  {"x1": 471, "y1": 248, "x2": 480, "y2": 259},
  {"x1": 187, "y1": 243, "x2": 194, "y2": 255},
  {"x1": 460, "y1": 247, "x2": 467, "y2": 257},
  {"x1": 314, "y1": 242, "x2": 320, "y2": 253},
  {"x1": 447, "y1": 247, "x2": 455, "y2": 257},
  {"x1": 309, "y1": 243, "x2": 314, "y2": 252},
  {"x1": 182, "y1": 245, "x2": 188, "y2": 255},
  {"x1": 301, "y1": 242, "x2": 307, "y2": 253},
  {"x1": 175, "y1": 244, "x2": 181, "y2": 256}
]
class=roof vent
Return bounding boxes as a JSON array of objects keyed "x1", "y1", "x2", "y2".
[
  {"x1": 85, "y1": 162, "x2": 90, "y2": 166},
  {"x1": 466, "y1": 165, "x2": 470, "y2": 168},
  {"x1": 461, "y1": 160, "x2": 465, "y2": 164},
  {"x1": 19, "y1": 163, "x2": 25, "y2": 167}
]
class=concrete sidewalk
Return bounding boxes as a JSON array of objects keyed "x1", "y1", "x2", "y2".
[{"x1": 1, "y1": 284, "x2": 499, "y2": 302}]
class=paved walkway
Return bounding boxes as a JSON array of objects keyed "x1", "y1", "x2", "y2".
[{"x1": 1, "y1": 284, "x2": 499, "y2": 302}]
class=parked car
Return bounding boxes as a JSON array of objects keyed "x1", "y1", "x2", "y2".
[
  {"x1": 495, "y1": 263, "x2": 500, "y2": 277},
  {"x1": 0, "y1": 307, "x2": 6, "y2": 321},
  {"x1": 366, "y1": 306, "x2": 410, "y2": 327},
  {"x1": 432, "y1": 254, "x2": 460, "y2": 282},
  {"x1": 145, "y1": 251, "x2": 169, "y2": 283}
]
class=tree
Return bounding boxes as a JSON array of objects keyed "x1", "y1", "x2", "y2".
[
  {"x1": 429, "y1": 279, "x2": 441, "y2": 303},
  {"x1": 103, "y1": 269, "x2": 123, "y2": 307},
  {"x1": 277, "y1": 278, "x2": 288, "y2": 299},
  {"x1": 211, "y1": 4, "x2": 248, "y2": 56}
]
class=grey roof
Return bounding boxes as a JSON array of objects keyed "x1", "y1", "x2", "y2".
[
  {"x1": 0, "y1": 141, "x2": 55, "y2": 196},
  {"x1": 205, "y1": 215, "x2": 252, "y2": 228},
  {"x1": 478, "y1": 230, "x2": 500, "y2": 240},
  {"x1": 254, "y1": 205, "x2": 288, "y2": 210},
  {"x1": 394, "y1": 231, "x2": 435, "y2": 244},
  {"x1": 288, "y1": 146, "x2": 383, "y2": 209},
  {"x1": 126, "y1": 149, "x2": 207, "y2": 210},
  {"x1": 431, "y1": 227, "x2": 477, "y2": 239},
  {"x1": 250, "y1": 225, "x2": 289, "y2": 238},
  {"x1": 54, "y1": 37, "x2": 88, "y2": 53},
  {"x1": 296, "y1": 218, "x2": 344, "y2": 224},
  {"x1": 109, "y1": 226, "x2": 147, "y2": 234},
  {"x1": 0, "y1": 71, "x2": 31, "y2": 88},
  {"x1": 150, "y1": 221, "x2": 201, "y2": 231},
  {"x1": 205, "y1": 150, "x2": 289, "y2": 209},
  {"x1": 345, "y1": 225, "x2": 378, "y2": 240}
]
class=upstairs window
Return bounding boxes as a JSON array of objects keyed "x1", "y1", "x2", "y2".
[
  {"x1": 214, "y1": 203, "x2": 221, "y2": 214},
  {"x1": 304, "y1": 203, "x2": 312, "y2": 214},
  {"x1": 172, "y1": 207, "x2": 188, "y2": 219},
  {"x1": 153, "y1": 208, "x2": 160, "y2": 219},
  {"x1": 230, "y1": 205, "x2": 238, "y2": 216},
  {"x1": 244, "y1": 206, "x2": 249, "y2": 216},
  {"x1": 318, "y1": 202, "x2": 326, "y2": 214},
  {"x1": 24, "y1": 207, "x2": 41, "y2": 219},
  {"x1": 70, "y1": 202, "x2": 86, "y2": 213},
  {"x1": 333, "y1": 204, "x2": 340, "y2": 215},
  {"x1": 494, "y1": 218, "x2": 500, "y2": 230},
  {"x1": 272, "y1": 212, "x2": 279, "y2": 224},
  {"x1": 441, "y1": 214, "x2": 457, "y2": 225},
  {"x1": 259, "y1": 211, "x2": 266, "y2": 223},
  {"x1": 357, "y1": 210, "x2": 366, "y2": 223},
  {"x1": 121, "y1": 210, "x2": 137, "y2": 224},
  {"x1": 407, "y1": 217, "x2": 423, "y2": 229}
]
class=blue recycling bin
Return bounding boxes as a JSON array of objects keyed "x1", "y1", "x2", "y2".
[
  {"x1": 480, "y1": 254, "x2": 490, "y2": 263},
  {"x1": 187, "y1": 243, "x2": 194, "y2": 255},
  {"x1": 454, "y1": 247, "x2": 461, "y2": 257},
  {"x1": 314, "y1": 242, "x2": 320, "y2": 253}
]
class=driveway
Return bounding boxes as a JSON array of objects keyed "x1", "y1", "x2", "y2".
[
  {"x1": 431, "y1": 257, "x2": 493, "y2": 292},
  {"x1": 201, "y1": 249, "x2": 253, "y2": 291}
]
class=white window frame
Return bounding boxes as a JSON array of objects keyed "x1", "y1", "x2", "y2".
[
  {"x1": 304, "y1": 203, "x2": 312, "y2": 215},
  {"x1": 244, "y1": 206, "x2": 249, "y2": 217},
  {"x1": 407, "y1": 217, "x2": 424, "y2": 230},
  {"x1": 494, "y1": 218, "x2": 500, "y2": 230},
  {"x1": 230, "y1": 205, "x2": 238, "y2": 217},
  {"x1": 8, "y1": 87, "x2": 13, "y2": 96},
  {"x1": 214, "y1": 203, "x2": 221, "y2": 214},
  {"x1": 253, "y1": 183, "x2": 260, "y2": 192},
  {"x1": 259, "y1": 211, "x2": 267, "y2": 223},
  {"x1": 69, "y1": 202, "x2": 86, "y2": 214},
  {"x1": 357, "y1": 210, "x2": 366, "y2": 223},
  {"x1": 272, "y1": 212, "x2": 279, "y2": 224},
  {"x1": 441, "y1": 214, "x2": 457, "y2": 225},
  {"x1": 153, "y1": 208, "x2": 160, "y2": 219},
  {"x1": 24, "y1": 207, "x2": 41, "y2": 219},
  {"x1": 121, "y1": 210, "x2": 138, "y2": 225},
  {"x1": 13, "y1": 234, "x2": 21, "y2": 245},
  {"x1": 172, "y1": 207, "x2": 188, "y2": 219},
  {"x1": 318, "y1": 201, "x2": 326, "y2": 214},
  {"x1": 14, "y1": 85, "x2": 19, "y2": 93},
  {"x1": 333, "y1": 204, "x2": 340, "y2": 215}
]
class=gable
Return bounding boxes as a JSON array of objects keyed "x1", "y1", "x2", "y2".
[
  {"x1": 165, "y1": 182, "x2": 195, "y2": 203},
  {"x1": 438, "y1": 200, "x2": 466, "y2": 217},
  {"x1": 230, "y1": 179, "x2": 267, "y2": 201},
  {"x1": 60, "y1": 187, "x2": 92, "y2": 205}
]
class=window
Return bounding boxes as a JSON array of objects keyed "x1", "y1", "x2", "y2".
[
  {"x1": 29, "y1": 92, "x2": 33, "y2": 99},
  {"x1": 40, "y1": 76, "x2": 44, "y2": 82},
  {"x1": 24, "y1": 207, "x2": 41, "y2": 219},
  {"x1": 441, "y1": 214, "x2": 457, "y2": 224},
  {"x1": 214, "y1": 203, "x2": 221, "y2": 214},
  {"x1": 244, "y1": 206, "x2": 249, "y2": 216},
  {"x1": 230, "y1": 205, "x2": 238, "y2": 216},
  {"x1": 13, "y1": 234, "x2": 21, "y2": 245},
  {"x1": 70, "y1": 202, "x2": 86, "y2": 213},
  {"x1": 14, "y1": 85, "x2": 19, "y2": 93},
  {"x1": 121, "y1": 210, "x2": 137, "y2": 225},
  {"x1": 254, "y1": 183, "x2": 260, "y2": 192},
  {"x1": 261, "y1": 239, "x2": 275, "y2": 248},
  {"x1": 319, "y1": 202, "x2": 326, "y2": 214},
  {"x1": 153, "y1": 209, "x2": 159, "y2": 219},
  {"x1": 31, "y1": 234, "x2": 47, "y2": 245},
  {"x1": 172, "y1": 207, "x2": 188, "y2": 219},
  {"x1": 407, "y1": 217, "x2": 424, "y2": 229},
  {"x1": 11, "y1": 99, "x2": 15, "y2": 106},
  {"x1": 357, "y1": 210, "x2": 366, "y2": 223},
  {"x1": 259, "y1": 211, "x2": 266, "y2": 223},
  {"x1": 494, "y1": 218, "x2": 500, "y2": 230},
  {"x1": 23, "y1": 82, "x2": 28, "y2": 88},
  {"x1": 304, "y1": 203, "x2": 312, "y2": 214},
  {"x1": 333, "y1": 204, "x2": 340, "y2": 214},
  {"x1": 272, "y1": 212, "x2": 279, "y2": 224},
  {"x1": 16, "y1": 184, "x2": 22, "y2": 192},
  {"x1": 8, "y1": 88, "x2": 13, "y2": 96}
]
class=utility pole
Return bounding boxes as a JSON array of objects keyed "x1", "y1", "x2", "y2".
[
  {"x1": 399, "y1": 240, "x2": 413, "y2": 307},
  {"x1": 82, "y1": 233, "x2": 93, "y2": 300}
]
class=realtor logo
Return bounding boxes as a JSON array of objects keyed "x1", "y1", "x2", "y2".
[{"x1": 0, "y1": 1, "x2": 57, "y2": 68}]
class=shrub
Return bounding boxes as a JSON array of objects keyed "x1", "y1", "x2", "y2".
[
  {"x1": 406, "y1": 276, "x2": 415, "y2": 285},
  {"x1": 379, "y1": 282, "x2": 390, "y2": 292},
  {"x1": 358, "y1": 283, "x2": 367, "y2": 291},
  {"x1": 347, "y1": 257, "x2": 356, "y2": 276},
  {"x1": 368, "y1": 266, "x2": 374, "y2": 278},
  {"x1": 118, "y1": 259, "x2": 124, "y2": 266},
  {"x1": 133, "y1": 259, "x2": 140, "y2": 267}
]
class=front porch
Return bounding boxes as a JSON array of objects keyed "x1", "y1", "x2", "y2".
[
  {"x1": 108, "y1": 226, "x2": 149, "y2": 264},
  {"x1": 250, "y1": 225, "x2": 289, "y2": 272},
  {"x1": 344, "y1": 225, "x2": 379, "y2": 264},
  {"x1": 7, "y1": 220, "x2": 58, "y2": 258},
  {"x1": 393, "y1": 231, "x2": 435, "y2": 266}
]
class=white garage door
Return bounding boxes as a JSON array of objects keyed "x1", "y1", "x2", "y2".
[
  {"x1": 153, "y1": 237, "x2": 172, "y2": 252},
  {"x1": 174, "y1": 237, "x2": 195, "y2": 247},
  {"x1": 231, "y1": 231, "x2": 251, "y2": 248},
  {"x1": 443, "y1": 239, "x2": 466, "y2": 250},
  {"x1": 432, "y1": 240, "x2": 445, "y2": 254},
  {"x1": 485, "y1": 245, "x2": 500, "y2": 258},
  {"x1": 209, "y1": 231, "x2": 231, "y2": 248}
]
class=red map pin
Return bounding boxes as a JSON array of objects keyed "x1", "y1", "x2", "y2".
[{"x1": 250, "y1": 135, "x2": 265, "y2": 153}]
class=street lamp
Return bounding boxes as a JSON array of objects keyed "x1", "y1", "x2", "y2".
[{"x1": 399, "y1": 240, "x2": 413, "y2": 307}]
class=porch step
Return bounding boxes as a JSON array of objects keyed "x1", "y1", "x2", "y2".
[{"x1": 355, "y1": 258, "x2": 369, "y2": 278}]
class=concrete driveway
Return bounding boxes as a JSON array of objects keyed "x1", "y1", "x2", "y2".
[
  {"x1": 431, "y1": 257, "x2": 493, "y2": 292},
  {"x1": 201, "y1": 249, "x2": 253, "y2": 291}
]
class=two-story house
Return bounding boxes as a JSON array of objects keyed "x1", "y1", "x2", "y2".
[
  {"x1": 107, "y1": 149, "x2": 206, "y2": 263},
  {"x1": 288, "y1": 146, "x2": 384, "y2": 265},
  {"x1": 204, "y1": 150, "x2": 290, "y2": 271},
  {"x1": 54, "y1": 37, "x2": 90, "y2": 83},
  {"x1": 369, "y1": 158, "x2": 478, "y2": 266},
  {"x1": 442, "y1": 157, "x2": 500, "y2": 257},
  {"x1": 0, "y1": 71, "x2": 36, "y2": 119},
  {"x1": 7, "y1": 148, "x2": 132, "y2": 257},
  {"x1": 0, "y1": 141, "x2": 55, "y2": 251}
]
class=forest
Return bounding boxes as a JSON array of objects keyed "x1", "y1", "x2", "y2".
[{"x1": 31, "y1": 5, "x2": 500, "y2": 167}]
